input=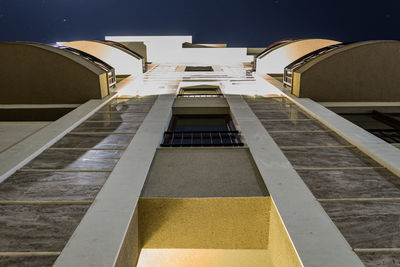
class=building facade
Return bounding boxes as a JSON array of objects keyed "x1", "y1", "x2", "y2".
[{"x1": 0, "y1": 36, "x2": 399, "y2": 267}]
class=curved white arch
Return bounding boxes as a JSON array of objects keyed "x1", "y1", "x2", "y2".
[
  {"x1": 256, "y1": 39, "x2": 341, "y2": 75},
  {"x1": 60, "y1": 40, "x2": 143, "y2": 76}
]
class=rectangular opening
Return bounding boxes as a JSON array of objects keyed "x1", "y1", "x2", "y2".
[
  {"x1": 185, "y1": 66, "x2": 214, "y2": 72},
  {"x1": 339, "y1": 111, "x2": 400, "y2": 144},
  {"x1": 161, "y1": 114, "x2": 243, "y2": 147},
  {"x1": 0, "y1": 108, "x2": 75, "y2": 121},
  {"x1": 178, "y1": 86, "x2": 222, "y2": 98}
]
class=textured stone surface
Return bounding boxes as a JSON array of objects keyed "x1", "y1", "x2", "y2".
[
  {"x1": 116, "y1": 96, "x2": 157, "y2": 105},
  {"x1": 260, "y1": 119, "x2": 327, "y2": 131},
  {"x1": 321, "y1": 201, "x2": 400, "y2": 248},
  {"x1": 0, "y1": 204, "x2": 88, "y2": 252},
  {"x1": 72, "y1": 121, "x2": 141, "y2": 133},
  {"x1": 244, "y1": 97, "x2": 292, "y2": 105},
  {"x1": 141, "y1": 148, "x2": 268, "y2": 198},
  {"x1": 100, "y1": 103, "x2": 153, "y2": 113},
  {"x1": 88, "y1": 112, "x2": 147, "y2": 122},
  {"x1": 297, "y1": 169, "x2": 400, "y2": 199},
  {"x1": 139, "y1": 197, "x2": 270, "y2": 249},
  {"x1": 269, "y1": 131, "x2": 349, "y2": 147},
  {"x1": 357, "y1": 252, "x2": 400, "y2": 267},
  {"x1": 21, "y1": 149, "x2": 121, "y2": 170},
  {"x1": 0, "y1": 256, "x2": 59, "y2": 267},
  {"x1": 52, "y1": 134, "x2": 134, "y2": 149},
  {"x1": 281, "y1": 147, "x2": 380, "y2": 169},
  {"x1": 252, "y1": 109, "x2": 310, "y2": 120},
  {"x1": 0, "y1": 172, "x2": 109, "y2": 201}
]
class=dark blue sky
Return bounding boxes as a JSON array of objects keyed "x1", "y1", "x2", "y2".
[{"x1": 0, "y1": 0, "x2": 399, "y2": 47}]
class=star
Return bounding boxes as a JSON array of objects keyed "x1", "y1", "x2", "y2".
[{"x1": 63, "y1": 18, "x2": 67, "y2": 22}]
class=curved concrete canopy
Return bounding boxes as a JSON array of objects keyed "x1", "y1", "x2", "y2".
[
  {"x1": 256, "y1": 38, "x2": 298, "y2": 59},
  {"x1": 256, "y1": 39, "x2": 341, "y2": 75},
  {"x1": 98, "y1": 40, "x2": 143, "y2": 60},
  {"x1": 0, "y1": 42, "x2": 109, "y2": 104},
  {"x1": 291, "y1": 40, "x2": 400, "y2": 102},
  {"x1": 61, "y1": 40, "x2": 143, "y2": 76}
]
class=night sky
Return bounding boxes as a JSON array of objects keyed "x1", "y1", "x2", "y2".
[{"x1": 0, "y1": 0, "x2": 399, "y2": 47}]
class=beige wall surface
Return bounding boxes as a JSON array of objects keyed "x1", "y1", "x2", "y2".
[
  {"x1": 256, "y1": 39, "x2": 340, "y2": 75},
  {"x1": 0, "y1": 122, "x2": 49, "y2": 153},
  {"x1": 0, "y1": 42, "x2": 108, "y2": 104},
  {"x1": 293, "y1": 41, "x2": 400, "y2": 102},
  {"x1": 141, "y1": 148, "x2": 268, "y2": 198}
]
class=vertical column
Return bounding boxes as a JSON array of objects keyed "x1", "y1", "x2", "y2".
[
  {"x1": 54, "y1": 94, "x2": 175, "y2": 267},
  {"x1": 225, "y1": 94, "x2": 364, "y2": 267}
]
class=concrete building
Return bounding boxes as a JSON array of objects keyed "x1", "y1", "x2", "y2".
[{"x1": 0, "y1": 36, "x2": 399, "y2": 267}]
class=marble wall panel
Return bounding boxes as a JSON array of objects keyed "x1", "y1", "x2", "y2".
[
  {"x1": 72, "y1": 122, "x2": 141, "y2": 133},
  {"x1": 281, "y1": 147, "x2": 380, "y2": 169},
  {"x1": 0, "y1": 256, "x2": 59, "y2": 267},
  {"x1": 297, "y1": 169, "x2": 400, "y2": 199},
  {"x1": 357, "y1": 252, "x2": 400, "y2": 267},
  {"x1": 252, "y1": 110, "x2": 310, "y2": 120},
  {"x1": 260, "y1": 120, "x2": 327, "y2": 132},
  {"x1": 99, "y1": 103, "x2": 153, "y2": 113},
  {"x1": 269, "y1": 131, "x2": 349, "y2": 147},
  {"x1": 21, "y1": 150, "x2": 121, "y2": 170},
  {"x1": 51, "y1": 134, "x2": 134, "y2": 149},
  {"x1": 0, "y1": 204, "x2": 88, "y2": 252},
  {"x1": 321, "y1": 201, "x2": 400, "y2": 248},
  {"x1": 88, "y1": 112, "x2": 147, "y2": 122},
  {"x1": 0, "y1": 172, "x2": 109, "y2": 201}
]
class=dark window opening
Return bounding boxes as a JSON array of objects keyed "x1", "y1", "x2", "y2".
[
  {"x1": 0, "y1": 108, "x2": 74, "y2": 121},
  {"x1": 178, "y1": 86, "x2": 223, "y2": 98},
  {"x1": 161, "y1": 115, "x2": 243, "y2": 147},
  {"x1": 340, "y1": 111, "x2": 400, "y2": 143},
  {"x1": 185, "y1": 66, "x2": 214, "y2": 72}
]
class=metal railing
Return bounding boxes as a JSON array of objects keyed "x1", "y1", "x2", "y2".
[
  {"x1": 283, "y1": 43, "x2": 348, "y2": 89},
  {"x1": 176, "y1": 94, "x2": 224, "y2": 98},
  {"x1": 161, "y1": 131, "x2": 244, "y2": 147},
  {"x1": 368, "y1": 129, "x2": 400, "y2": 143}
]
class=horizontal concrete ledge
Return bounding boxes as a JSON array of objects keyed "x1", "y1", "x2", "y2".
[
  {"x1": 292, "y1": 98, "x2": 400, "y2": 177},
  {"x1": 0, "y1": 96, "x2": 114, "y2": 183}
]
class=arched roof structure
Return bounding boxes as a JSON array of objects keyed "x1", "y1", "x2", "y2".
[
  {"x1": 0, "y1": 42, "x2": 109, "y2": 104},
  {"x1": 60, "y1": 40, "x2": 143, "y2": 76},
  {"x1": 256, "y1": 39, "x2": 341, "y2": 75},
  {"x1": 289, "y1": 40, "x2": 400, "y2": 102}
]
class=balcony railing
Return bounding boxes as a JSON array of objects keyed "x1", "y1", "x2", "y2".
[
  {"x1": 177, "y1": 94, "x2": 224, "y2": 98},
  {"x1": 161, "y1": 131, "x2": 244, "y2": 147},
  {"x1": 368, "y1": 129, "x2": 400, "y2": 143}
]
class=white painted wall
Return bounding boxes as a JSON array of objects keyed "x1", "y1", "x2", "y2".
[{"x1": 106, "y1": 36, "x2": 252, "y2": 64}]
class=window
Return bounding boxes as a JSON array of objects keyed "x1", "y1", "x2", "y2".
[
  {"x1": 178, "y1": 85, "x2": 222, "y2": 98},
  {"x1": 161, "y1": 115, "x2": 243, "y2": 147},
  {"x1": 340, "y1": 111, "x2": 400, "y2": 143},
  {"x1": 185, "y1": 66, "x2": 213, "y2": 72}
]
